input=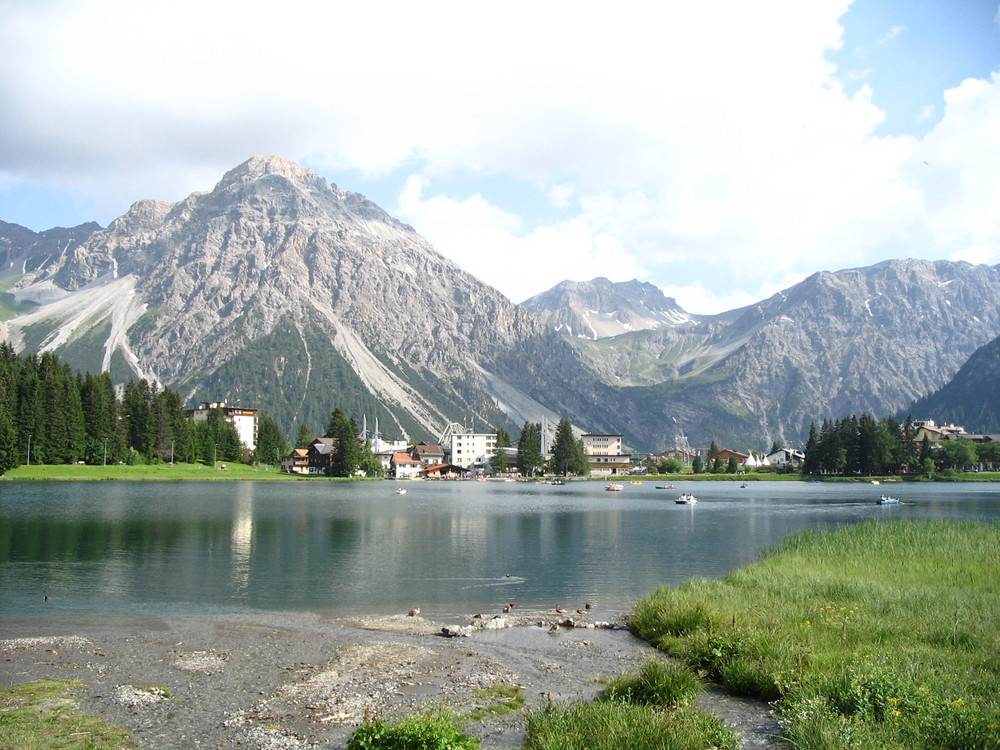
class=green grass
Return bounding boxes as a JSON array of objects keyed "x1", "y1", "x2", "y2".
[
  {"x1": 0, "y1": 679, "x2": 135, "y2": 749},
  {"x1": 628, "y1": 520, "x2": 1000, "y2": 750},
  {"x1": 596, "y1": 658, "x2": 701, "y2": 708},
  {"x1": 0, "y1": 462, "x2": 384, "y2": 481},
  {"x1": 347, "y1": 708, "x2": 480, "y2": 750},
  {"x1": 523, "y1": 701, "x2": 738, "y2": 750},
  {"x1": 467, "y1": 683, "x2": 525, "y2": 720}
]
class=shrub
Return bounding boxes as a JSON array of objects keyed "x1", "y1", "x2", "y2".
[
  {"x1": 597, "y1": 658, "x2": 701, "y2": 708},
  {"x1": 346, "y1": 709, "x2": 479, "y2": 750}
]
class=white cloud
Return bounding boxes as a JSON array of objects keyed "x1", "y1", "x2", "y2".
[
  {"x1": 0, "y1": 0, "x2": 998, "y2": 316},
  {"x1": 397, "y1": 176, "x2": 646, "y2": 303}
]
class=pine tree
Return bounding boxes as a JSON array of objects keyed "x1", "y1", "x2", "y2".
[
  {"x1": 255, "y1": 413, "x2": 288, "y2": 465},
  {"x1": 549, "y1": 418, "x2": 578, "y2": 476},
  {"x1": 0, "y1": 343, "x2": 19, "y2": 474},
  {"x1": 325, "y1": 407, "x2": 361, "y2": 477},
  {"x1": 516, "y1": 422, "x2": 542, "y2": 477}
]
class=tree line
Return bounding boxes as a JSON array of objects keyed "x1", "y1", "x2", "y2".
[
  {"x1": 0, "y1": 343, "x2": 288, "y2": 474},
  {"x1": 802, "y1": 413, "x2": 999, "y2": 477}
]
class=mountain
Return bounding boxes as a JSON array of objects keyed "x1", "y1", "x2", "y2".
[
  {"x1": 907, "y1": 335, "x2": 1000, "y2": 432},
  {"x1": 0, "y1": 156, "x2": 619, "y2": 443},
  {"x1": 521, "y1": 277, "x2": 696, "y2": 338},
  {"x1": 535, "y1": 262, "x2": 1000, "y2": 450},
  {"x1": 7, "y1": 157, "x2": 1000, "y2": 455}
]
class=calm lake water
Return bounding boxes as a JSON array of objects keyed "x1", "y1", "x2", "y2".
[{"x1": 2, "y1": 479, "x2": 999, "y2": 621}]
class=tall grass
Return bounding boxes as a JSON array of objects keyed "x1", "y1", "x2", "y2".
[
  {"x1": 629, "y1": 520, "x2": 1000, "y2": 749},
  {"x1": 524, "y1": 701, "x2": 737, "y2": 750}
]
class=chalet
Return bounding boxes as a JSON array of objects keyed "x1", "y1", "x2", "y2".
[
  {"x1": 410, "y1": 442, "x2": 446, "y2": 467},
  {"x1": 765, "y1": 447, "x2": 805, "y2": 468},
  {"x1": 391, "y1": 452, "x2": 423, "y2": 479},
  {"x1": 307, "y1": 437, "x2": 337, "y2": 474},
  {"x1": 914, "y1": 419, "x2": 967, "y2": 443},
  {"x1": 281, "y1": 448, "x2": 310, "y2": 475},
  {"x1": 714, "y1": 449, "x2": 749, "y2": 464}
]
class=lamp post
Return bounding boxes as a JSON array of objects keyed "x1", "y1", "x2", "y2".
[
  {"x1": 26, "y1": 434, "x2": 31, "y2": 466},
  {"x1": 103, "y1": 437, "x2": 107, "y2": 467}
]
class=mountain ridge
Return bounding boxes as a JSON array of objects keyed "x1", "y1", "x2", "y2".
[
  {"x1": 4, "y1": 156, "x2": 1000, "y2": 453},
  {"x1": 1, "y1": 156, "x2": 620, "y2": 444}
]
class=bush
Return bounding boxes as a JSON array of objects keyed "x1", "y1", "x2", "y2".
[
  {"x1": 346, "y1": 709, "x2": 479, "y2": 750},
  {"x1": 597, "y1": 659, "x2": 701, "y2": 708}
]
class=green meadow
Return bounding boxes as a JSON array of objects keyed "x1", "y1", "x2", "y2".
[{"x1": 629, "y1": 520, "x2": 1000, "y2": 749}]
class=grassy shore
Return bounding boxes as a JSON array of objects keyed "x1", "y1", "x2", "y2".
[
  {"x1": 629, "y1": 520, "x2": 1000, "y2": 750},
  {"x1": 2, "y1": 462, "x2": 310, "y2": 481}
]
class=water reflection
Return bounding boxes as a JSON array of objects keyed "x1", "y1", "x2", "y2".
[{"x1": 1, "y1": 479, "x2": 998, "y2": 619}]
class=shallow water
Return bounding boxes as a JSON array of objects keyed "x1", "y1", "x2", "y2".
[{"x1": 2, "y1": 479, "x2": 998, "y2": 619}]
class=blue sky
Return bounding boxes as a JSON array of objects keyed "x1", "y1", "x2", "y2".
[{"x1": 1, "y1": 0, "x2": 999, "y2": 313}]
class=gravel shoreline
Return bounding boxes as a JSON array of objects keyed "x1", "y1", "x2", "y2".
[{"x1": 1, "y1": 609, "x2": 780, "y2": 749}]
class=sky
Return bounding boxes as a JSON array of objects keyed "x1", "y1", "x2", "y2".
[{"x1": 1, "y1": 0, "x2": 999, "y2": 314}]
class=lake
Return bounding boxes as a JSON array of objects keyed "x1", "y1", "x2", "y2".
[{"x1": 2, "y1": 479, "x2": 999, "y2": 621}]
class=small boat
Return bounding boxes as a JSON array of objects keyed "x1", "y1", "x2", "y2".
[
  {"x1": 877, "y1": 495, "x2": 900, "y2": 505},
  {"x1": 674, "y1": 493, "x2": 698, "y2": 504},
  {"x1": 551, "y1": 479, "x2": 566, "y2": 485},
  {"x1": 395, "y1": 487, "x2": 408, "y2": 495},
  {"x1": 605, "y1": 483, "x2": 624, "y2": 492},
  {"x1": 655, "y1": 484, "x2": 677, "y2": 490},
  {"x1": 629, "y1": 481, "x2": 643, "y2": 485},
  {"x1": 740, "y1": 483, "x2": 748, "y2": 488}
]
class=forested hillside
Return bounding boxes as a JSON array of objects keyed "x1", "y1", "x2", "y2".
[{"x1": 0, "y1": 343, "x2": 284, "y2": 473}]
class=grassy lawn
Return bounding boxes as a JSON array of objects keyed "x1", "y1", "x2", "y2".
[
  {"x1": 629, "y1": 520, "x2": 1000, "y2": 749},
  {"x1": 3, "y1": 462, "x2": 321, "y2": 481}
]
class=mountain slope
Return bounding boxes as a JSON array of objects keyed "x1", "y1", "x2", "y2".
[
  {"x1": 908, "y1": 335, "x2": 1000, "y2": 432},
  {"x1": 1, "y1": 156, "x2": 618, "y2": 442},
  {"x1": 537, "y1": 261, "x2": 1000, "y2": 450}
]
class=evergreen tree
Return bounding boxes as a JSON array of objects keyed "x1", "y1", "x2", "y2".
[
  {"x1": 802, "y1": 422, "x2": 819, "y2": 475},
  {"x1": 516, "y1": 422, "x2": 543, "y2": 477},
  {"x1": 121, "y1": 379, "x2": 155, "y2": 460},
  {"x1": 490, "y1": 448, "x2": 510, "y2": 475},
  {"x1": 296, "y1": 423, "x2": 315, "y2": 448},
  {"x1": 495, "y1": 428, "x2": 511, "y2": 448},
  {"x1": 549, "y1": 418, "x2": 579, "y2": 476},
  {"x1": 325, "y1": 407, "x2": 361, "y2": 477},
  {"x1": 691, "y1": 455, "x2": 703, "y2": 474},
  {"x1": 0, "y1": 343, "x2": 19, "y2": 474},
  {"x1": 255, "y1": 413, "x2": 288, "y2": 465}
]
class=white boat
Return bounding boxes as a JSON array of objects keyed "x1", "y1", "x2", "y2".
[
  {"x1": 877, "y1": 495, "x2": 899, "y2": 505},
  {"x1": 605, "y1": 483, "x2": 624, "y2": 492},
  {"x1": 395, "y1": 487, "x2": 408, "y2": 495},
  {"x1": 674, "y1": 493, "x2": 699, "y2": 505}
]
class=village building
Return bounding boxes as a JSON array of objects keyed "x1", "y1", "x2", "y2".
[
  {"x1": 390, "y1": 451, "x2": 423, "y2": 479},
  {"x1": 419, "y1": 462, "x2": 471, "y2": 479},
  {"x1": 188, "y1": 401, "x2": 258, "y2": 452},
  {"x1": 582, "y1": 433, "x2": 632, "y2": 476},
  {"x1": 410, "y1": 442, "x2": 445, "y2": 467},
  {"x1": 913, "y1": 419, "x2": 968, "y2": 443},
  {"x1": 765, "y1": 447, "x2": 805, "y2": 468},
  {"x1": 281, "y1": 448, "x2": 310, "y2": 475}
]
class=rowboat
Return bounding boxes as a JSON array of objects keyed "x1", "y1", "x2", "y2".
[{"x1": 674, "y1": 494, "x2": 698, "y2": 504}]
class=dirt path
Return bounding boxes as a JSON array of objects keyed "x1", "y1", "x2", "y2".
[{"x1": 1, "y1": 609, "x2": 780, "y2": 749}]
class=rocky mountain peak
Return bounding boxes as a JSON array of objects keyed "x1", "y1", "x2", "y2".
[
  {"x1": 522, "y1": 277, "x2": 694, "y2": 339},
  {"x1": 220, "y1": 154, "x2": 325, "y2": 188}
]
